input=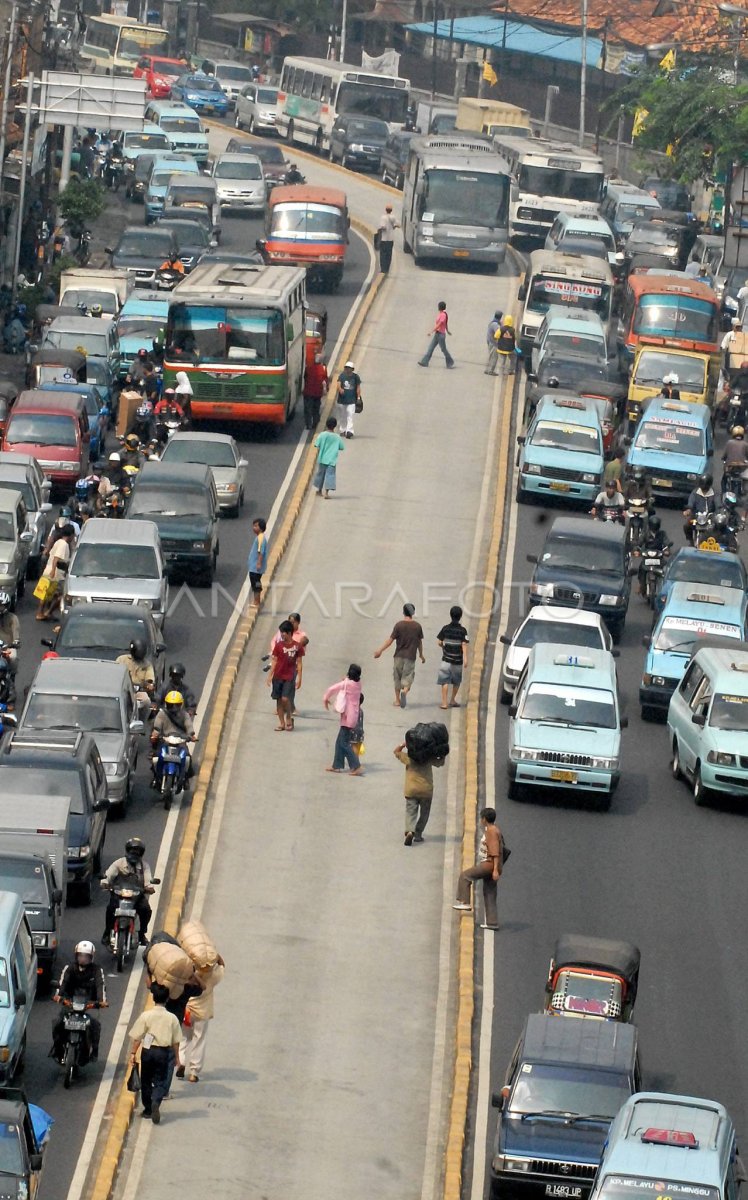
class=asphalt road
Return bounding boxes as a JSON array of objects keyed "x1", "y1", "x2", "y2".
[
  {"x1": 11, "y1": 180, "x2": 370, "y2": 1199},
  {"x1": 472, "y1": 380, "x2": 748, "y2": 1194}
]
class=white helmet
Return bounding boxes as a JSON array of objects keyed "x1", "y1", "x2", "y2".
[
  {"x1": 108, "y1": 451, "x2": 121, "y2": 463},
  {"x1": 75, "y1": 939, "x2": 96, "y2": 961}
]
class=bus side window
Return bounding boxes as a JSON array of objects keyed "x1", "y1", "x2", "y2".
[
  {"x1": 286, "y1": 67, "x2": 296, "y2": 93},
  {"x1": 311, "y1": 73, "x2": 322, "y2": 100},
  {"x1": 301, "y1": 71, "x2": 313, "y2": 98},
  {"x1": 281, "y1": 63, "x2": 289, "y2": 90},
  {"x1": 320, "y1": 78, "x2": 329, "y2": 103}
]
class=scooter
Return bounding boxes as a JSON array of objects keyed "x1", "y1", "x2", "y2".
[
  {"x1": 687, "y1": 509, "x2": 714, "y2": 546},
  {"x1": 104, "y1": 880, "x2": 159, "y2": 972},
  {"x1": 103, "y1": 153, "x2": 125, "y2": 191},
  {"x1": 638, "y1": 546, "x2": 670, "y2": 607},
  {"x1": 152, "y1": 734, "x2": 193, "y2": 810},
  {"x1": 58, "y1": 994, "x2": 97, "y2": 1087},
  {"x1": 626, "y1": 497, "x2": 649, "y2": 550},
  {"x1": 155, "y1": 267, "x2": 183, "y2": 291},
  {"x1": 154, "y1": 406, "x2": 184, "y2": 447}
]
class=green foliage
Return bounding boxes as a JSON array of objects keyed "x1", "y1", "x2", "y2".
[{"x1": 58, "y1": 178, "x2": 106, "y2": 238}]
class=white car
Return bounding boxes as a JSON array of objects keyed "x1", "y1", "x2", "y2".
[
  {"x1": 234, "y1": 83, "x2": 279, "y2": 135},
  {"x1": 499, "y1": 606, "x2": 613, "y2": 703},
  {"x1": 209, "y1": 152, "x2": 266, "y2": 213},
  {"x1": 158, "y1": 431, "x2": 247, "y2": 516}
]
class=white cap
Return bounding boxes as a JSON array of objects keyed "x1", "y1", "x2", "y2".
[
  {"x1": 663, "y1": 373, "x2": 679, "y2": 384},
  {"x1": 344, "y1": 360, "x2": 355, "y2": 368}
]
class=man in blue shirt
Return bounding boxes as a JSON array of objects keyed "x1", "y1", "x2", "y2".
[{"x1": 247, "y1": 517, "x2": 268, "y2": 609}]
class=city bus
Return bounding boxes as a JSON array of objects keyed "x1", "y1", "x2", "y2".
[
  {"x1": 517, "y1": 249, "x2": 613, "y2": 357},
  {"x1": 163, "y1": 263, "x2": 306, "y2": 425},
  {"x1": 80, "y1": 14, "x2": 170, "y2": 76},
  {"x1": 259, "y1": 185, "x2": 349, "y2": 290},
  {"x1": 617, "y1": 274, "x2": 720, "y2": 371},
  {"x1": 401, "y1": 134, "x2": 510, "y2": 267},
  {"x1": 276, "y1": 56, "x2": 410, "y2": 152},
  {"x1": 493, "y1": 134, "x2": 605, "y2": 241}
]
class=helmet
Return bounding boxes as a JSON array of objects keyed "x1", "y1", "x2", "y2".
[
  {"x1": 165, "y1": 689, "x2": 184, "y2": 709},
  {"x1": 130, "y1": 637, "x2": 147, "y2": 661},
  {"x1": 733, "y1": 426, "x2": 745, "y2": 439},
  {"x1": 60, "y1": 505, "x2": 73, "y2": 518},
  {"x1": 168, "y1": 662, "x2": 186, "y2": 680},
  {"x1": 109, "y1": 451, "x2": 121, "y2": 463},
  {"x1": 663, "y1": 372, "x2": 679, "y2": 385},
  {"x1": 0, "y1": 590, "x2": 10, "y2": 613},
  {"x1": 648, "y1": 514, "x2": 661, "y2": 532},
  {"x1": 138, "y1": 348, "x2": 148, "y2": 358},
  {"x1": 632, "y1": 466, "x2": 646, "y2": 482},
  {"x1": 604, "y1": 478, "x2": 617, "y2": 489},
  {"x1": 700, "y1": 474, "x2": 713, "y2": 490},
  {"x1": 724, "y1": 490, "x2": 738, "y2": 507},
  {"x1": 125, "y1": 434, "x2": 139, "y2": 448},
  {"x1": 715, "y1": 511, "x2": 728, "y2": 529},
  {"x1": 90, "y1": 303, "x2": 103, "y2": 318},
  {"x1": 125, "y1": 837, "x2": 145, "y2": 862},
  {"x1": 502, "y1": 315, "x2": 514, "y2": 328},
  {"x1": 547, "y1": 376, "x2": 559, "y2": 388},
  {"x1": 163, "y1": 387, "x2": 176, "y2": 399},
  {"x1": 74, "y1": 939, "x2": 95, "y2": 963}
]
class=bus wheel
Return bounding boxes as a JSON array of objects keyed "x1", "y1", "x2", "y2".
[
  {"x1": 286, "y1": 120, "x2": 295, "y2": 144},
  {"x1": 315, "y1": 129, "x2": 323, "y2": 154}
]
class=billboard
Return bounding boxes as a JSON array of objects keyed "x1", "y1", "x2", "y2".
[{"x1": 38, "y1": 72, "x2": 147, "y2": 130}]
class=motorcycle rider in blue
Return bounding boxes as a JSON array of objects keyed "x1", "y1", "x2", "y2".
[{"x1": 151, "y1": 690, "x2": 196, "y2": 789}]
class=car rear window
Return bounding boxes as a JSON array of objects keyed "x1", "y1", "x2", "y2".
[{"x1": 0, "y1": 764, "x2": 85, "y2": 812}]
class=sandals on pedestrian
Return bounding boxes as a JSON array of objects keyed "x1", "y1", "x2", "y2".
[
  {"x1": 274, "y1": 724, "x2": 286, "y2": 732},
  {"x1": 285, "y1": 719, "x2": 294, "y2": 731}
]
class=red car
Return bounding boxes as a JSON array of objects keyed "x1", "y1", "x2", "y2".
[{"x1": 133, "y1": 56, "x2": 187, "y2": 99}]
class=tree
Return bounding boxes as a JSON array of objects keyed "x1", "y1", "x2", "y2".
[{"x1": 58, "y1": 178, "x2": 106, "y2": 238}]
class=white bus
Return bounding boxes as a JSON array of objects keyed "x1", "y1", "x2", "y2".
[
  {"x1": 401, "y1": 134, "x2": 511, "y2": 268},
  {"x1": 276, "y1": 56, "x2": 410, "y2": 153},
  {"x1": 80, "y1": 14, "x2": 170, "y2": 76},
  {"x1": 493, "y1": 134, "x2": 605, "y2": 241}
]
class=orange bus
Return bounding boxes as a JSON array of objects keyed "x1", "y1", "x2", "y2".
[
  {"x1": 617, "y1": 274, "x2": 720, "y2": 371},
  {"x1": 258, "y1": 185, "x2": 349, "y2": 291}
]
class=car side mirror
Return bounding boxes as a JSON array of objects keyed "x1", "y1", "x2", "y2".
[
  {"x1": 238, "y1": 458, "x2": 248, "y2": 468},
  {"x1": 40, "y1": 637, "x2": 54, "y2": 648},
  {"x1": 641, "y1": 635, "x2": 650, "y2": 648},
  {"x1": 692, "y1": 712, "x2": 706, "y2": 726},
  {"x1": 706, "y1": 447, "x2": 713, "y2": 457},
  {"x1": 508, "y1": 704, "x2": 517, "y2": 718},
  {"x1": 14, "y1": 988, "x2": 26, "y2": 1008},
  {"x1": 52, "y1": 888, "x2": 63, "y2": 904},
  {"x1": 93, "y1": 799, "x2": 109, "y2": 812},
  {"x1": 491, "y1": 1091, "x2": 504, "y2": 1109},
  {"x1": 611, "y1": 648, "x2": 620, "y2": 658},
  {"x1": 624, "y1": 436, "x2": 632, "y2": 447},
  {"x1": 41, "y1": 501, "x2": 53, "y2": 513},
  {"x1": 29, "y1": 1154, "x2": 43, "y2": 1171},
  {"x1": 151, "y1": 877, "x2": 161, "y2": 885},
  {"x1": 517, "y1": 435, "x2": 526, "y2": 445},
  {"x1": 129, "y1": 719, "x2": 145, "y2": 734},
  {"x1": 105, "y1": 246, "x2": 113, "y2": 255},
  {"x1": 499, "y1": 634, "x2": 511, "y2": 645},
  {"x1": 527, "y1": 372, "x2": 538, "y2": 383},
  {"x1": 620, "y1": 716, "x2": 629, "y2": 729},
  {"x1": 256, "y1": 239, "x2": 265, "y2": 252},
  {"x1": 517, "y1": 283, "x2": 527, "y2": 301},
  {"x1": 20, "y1": 530, "x2": 33, "y2": 542},
  {"x1": 526, "y1": 553, "x2": 538, "y2": 564},
  {"x1": 155, "y1": 642, "x2": 166, "y2": 655}
]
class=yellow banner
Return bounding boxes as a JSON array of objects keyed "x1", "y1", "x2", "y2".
[
  {"x1": 482, "y1": 61, "x2": 498, "y2": 86},
  {"x1": 632, "y1": 107, "x2": 648, "y2": 138}
]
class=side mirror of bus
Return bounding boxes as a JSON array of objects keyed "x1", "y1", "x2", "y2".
[{"x1": 517, "y1": 282, "x2": 526, "y2": 301}]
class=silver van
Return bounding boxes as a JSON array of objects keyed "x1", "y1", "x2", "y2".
[
  {"x1": 164, "y1": 173, "x2": 222, "y2": 238},
  {"x1": 600, "y1": 182, "x2": 661, "y2": 247},
  {"x1": 19, "y1": 658, "x2": 144, "y2": 811},
  {"x1": 62, "y1": 517, "x2": 169, "y2": 628},
  {"x1": 0, "y1": 890, "x2": 37, "y2": 1081},
  {"x1": 0, "y1": 452, "x2": 52, "y2": 577},
  {"x1": 0, "y1": 489, "x2": 32, "y2": 604}
]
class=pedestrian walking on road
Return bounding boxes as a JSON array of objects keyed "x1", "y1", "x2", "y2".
[
  {"x1": 267, "y1": 619, "x2": 304, "y2": 731},
  {"x1": 419, "y1": 300, "x2": 455, "y2": 369},
  {"x1": 453, "y1": 807, "x2": 502, "y2": 929},
  {"x1": 377, "y1": 204, "x2": 399, "y2": 274},
  {"x1": 336, "y1": 360, "x2": 361, "y2": 439},
  {"x1": 495, "y1": 315, "x2": 517, "y2": 375},
  {"x1": 484, "y1": 310, "x2": 503, "y2": 375},
  {"x1": 374, "y1": 602, "x2": 425, "y2": 708},
  {"x1": 437, "y1": 605, "x2": 469, "y2": 709},
  {"x1": 177, "y1": 953, "x2": 225, "y2": 1083},
  {"x1": 247, "y1": 517, "x2": 268, "y2": 609},
  {"x1": 268, "y1": 612, "x2": 309, "y2": 714},
  {"x1": 324, "y1": 663, "x2": 364, "y2": 775},
  {"x1": 303, "y1": 352, "x2": 328, "y2": 430},
  {"x1": 128, "y1": 983, "x2": 182, "y2": 1125},
  {"x1": 313, "y1": 416, "x2": 345, "y2": 497},
  {"x1": 394, "y1": 742, "x2": 441, "y2": 845}
]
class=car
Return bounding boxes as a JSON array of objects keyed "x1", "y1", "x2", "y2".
[
  {"x1": 143, "y1": 153, "x2": 198, "y2": 223},
  {"x1": 655, "y1": 545, "x2": 747, "y2": 614},
  {"x1": 170, "y1": 72, "x2": 230, "y2": 118},
  {"x1": 0, "y1": 1086, "x2": 49, "y2": 1193},
  {"x1": 41, "y1": 315, "x2": 120, "y2": 406},
  {"x1": 600, "y1": 182, "x2": 662, "y2": 247},
  {"x1": 527, "y1": 516, "x2": 632, "y2": 640},
  {"x1": 328, "y1": 115, "x2": 389, "y2": 171},
  {"x1": 0, "y1": 452, "x2": 51, "y2": 578},
  {"x1": 625, "y1": 397, "x2": 713, "y2": 501},
  {"x1": 516, "y1": 393, "x2": 604, "y2": 505},
  {"x1": 63, "y1": 518, "x2": 169, "y2": 627},
  {"x1": 628, "y1": 345, "x2": 711, "y2": 410},
  {"x1": 234, "y1": 82, "x2": 279, "y2": 133},
  {"x1": 19, "y1": 658, "x2": 144, "y2": 811},
  {"x1": 115, "y1": 293, "x2": 169, "y2": 375},
  {"x1": 380, "y1": 129, "x2": 416, "y2": 189},
  {"x1": 624, "y1": 219, "x2": 685, "y2": 269},
  {"x1": 640, "y1": 176, "x2": 694, "y2": 214},
  {"x1": 2, "y1": 390, "x2": 91, "y2": 489},
  {"x1": 163, "y1": 173, "x2": 221, "y2": 239},
  {"x1": 41, "y1": 601, "x2": 166, "y2": 690},
  {"x1": 107, "y1": 226, "x2": 180, "y2": 289},
  {"x1": 225, "y1": 138, "x2": 289, "y2": 187},
  {"x1": 532, "y1": 309, "x2": 609, "y2": 376},
  {"x1": 144, "y1": 101, "x2": 209, "y2": 165},
  {"x1": 133, "y1": 55, "x2": 186, "y2": 98},
  {"x1": 125, "y1": 150, "x2": 160, "y2": 203},
  {"x1": 576, "y1": 381, "x2": 626, "y2": 455},
  {"x1": 0, "y1": 895, "x2": 36, "y2": 1079},
  {"x1": 589, "y1": 1092, "x2": 738, "y2": 1200},
  {"x1": 499, "y1": 607, "x2": 612, "y2": 703},
  {"x1": 158, "y1": 432, "x2": 247, "y2": 515},
  {"x1": 668, "y1": 643, "x2": 748, "y2": 804},
  {"x1": 0, "y1": 729, "x2": 109, "y2": 903},
  {"x1": 208, "y1": 60, "x2": 254, "y2": 107},
  {"x1": 0, "y1": 488, "x2": 32, "y2": 602},
  {"x1": 489, "y1": 1012, "x2": 640, "y2": 1200},
  {"x1": 119, "y1": 125, "x2": 170, "y2": 183},
  {"x1": 640, "y1": 582, "x2": 748, "y2": 720},
  {"x1": 543, "y1": 934, "x2": 640, "y2": 1021},
  {"x1": 508, "y1": 644, "x2": 625, "y2": 803},
  {"x1": 127, "y1": 461, "x2": 220, "y2": 583},
  {"x1": 38, "y1": 382, "x2": 107, "y2": 459},
  {"x1": 157, "y1": 215, "x2": 214, "y2": 272},
  {"x1": 525, "y1": 354, "x2": 614, "y2": 417},
  {"x1": 210, "y1": 152, "x2": 266, "y2": 213},
  {"x1": 544, "y1": 213, "x2": 619, "y2": 269}
]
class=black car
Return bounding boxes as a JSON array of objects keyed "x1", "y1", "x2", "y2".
[
  {"x1": 125, "y1": 150, "x2": 160, "y2": 203},
  {"x1": 0, "y1": 730, "x2": 109, "y2": 903},
  {"x1": 41, "y1": 601, "x2": 166, "y2": 690},
  {"x1": 329, "y1": 116, "x2": 389, "y2": 172},
  {"x1": 225, "y1": 138, "x2": 289, "y2": 187},
  {"x1": 0, "y1": 1088, "x2": 48, "y2": 1197},
  {"x1": 640, "y1": 175, "x2": 693, "y2": 215},
  {"x1": 380, "y1": 130, "x2": 416, "y2": 189},
  {"x1": 525, "y1": 353, "x2": 617, "y2": 418},
  {"x1": 624, "y1": 219, "x2": 685, "y2": 270},
  {"x1": 127, "y1": 460, "x2": 220, "y2": 584},
  {"x1": 489, "y1": 1013, "x2": 640, "y2": 1200},
  {"x1": 157, "y1": 216, "x2": 214, "y2": 272},
  {"x1": 107, "y1": 226, "x2": 179, "y2": 288},
  {"x1": 527, "y1": 515, "x2": 632, "y2": 640}
]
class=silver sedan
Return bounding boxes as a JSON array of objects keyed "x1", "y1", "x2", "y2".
[{"x1": 158, "y1": 431, "x2": 248, "y2": 516}]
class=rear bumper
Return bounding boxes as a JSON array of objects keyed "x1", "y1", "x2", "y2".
[
  {"x1": 414, "y1": 238, "x2": 506, "y2": 265},
  {"x1": 519, "y1": 473, "x2": 598, "y2": 501},
  {"x1": 192, "y1": 399, "x2": 286, "y2": 424},
  {"x1": 508, "y1": 758, "x2": 618, "y2": 794}
]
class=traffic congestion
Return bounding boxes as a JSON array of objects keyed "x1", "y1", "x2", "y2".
[{"x1": 0, "y1": 25, "x2": 745, "y2": 1200}]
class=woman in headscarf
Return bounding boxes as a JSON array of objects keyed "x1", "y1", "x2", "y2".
[{"x1": 174, "y1": 371, "x2": 193, "y2": 424}]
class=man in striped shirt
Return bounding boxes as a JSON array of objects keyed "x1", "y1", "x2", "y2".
[{"x1": 436, "y1": 605, "x2": 469, "y2": 709}]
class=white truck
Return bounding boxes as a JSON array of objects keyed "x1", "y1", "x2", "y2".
[
  {"x1": 59, "y1": 268, "x2": 132, "y2": 320},
  {"x1": 0, "y1": 794, "x2": 70, "y2": 986},
  {"x1": 456, "y1": 97, "x2": 531, "y2": 137}
]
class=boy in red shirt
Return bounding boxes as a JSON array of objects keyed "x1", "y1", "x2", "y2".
[
  {"x1": 267, "y1": 620, "x2": 304, "y2": 731},
  {"x1": 303, "y1": 353, "x2": 328, "y2": 431}
]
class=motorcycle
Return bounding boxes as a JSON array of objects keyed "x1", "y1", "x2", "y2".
[
  {"x1": 58, "y1": 993, "x2": 97, "y2": 1087},
  {"x1": 155, "y1": 267, "x2": 183, "y2": 291},
  {"x1": 626, "y1": 496, "x2": 650, "y2": 550},
  {"x1": 103, "y1": 485, "x2": 130, "y2": 518},
  {"x1": 594, "y1": 505, "x2": 627, "y2": 525},
  {"x1": 152, "y1": 733, "x2": 193, "y2": 810},
  {"x1": 103, "y1": 880, "x2": 159, "y2": 972},
  {"x1": 0, "y1": 702, "x2": 16, "y2": 736},
  {"x1": 687, "y1": 509, "x2": 714, "y2": 546},
  {"x1": 723, "y1": 464, "x2": 746, "y2": 501},
  {"x1": 103, "y1": 154, "x2": 125, "y2": 191},
  {"x1": 73, "y1": 229, "x2": 92, "y2": 266},
  {"x1": 637, "y1": 546, "x2": 669, "y2": 608},
  {"x1": 714, "y1": 509, "x2": 742, "y2": 553},
  {"x1": 132, "y1": 402, "x2": 153, "y2": 444},
  {"x1": 0, "y1": 638, "x2": 18, "y2": 673},
  {"x1": 154, "y1": 406, "x2": 184, "y2": 447}
]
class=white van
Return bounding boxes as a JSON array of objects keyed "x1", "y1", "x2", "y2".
[
  {"x1": 63, "y1": 517, "x2": 169, "y2": 627},
  {"x1": 518, "y1": 250, "x2": 614, "y2": 358},
  {"x1": 545, "y1": 212, "x2": 618, "y2": 267}
]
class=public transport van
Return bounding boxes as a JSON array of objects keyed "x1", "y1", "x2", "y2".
[
  {"x1": 617, "y1": 274, "x2": 720, "y2": 369},
  {"x1": 2, "y1": 391, "x2": 90, "y2": 487},
  {"x1": 493, "y1": 134, "x2": 605, "y2": 241},
  {"x1": 259, "y1": 185, "x2": 349, "y2": 290},
  {"x1": 276, "y1": 56, "x2": 410, "y2": 152},
  {"x1": 600, "y1": 183, "x2": 661, "y2": 247},
  {"x1": 144, "y1": 101, "x2": 209, "y2": 164},
  {"x1": 80, "y1": 13, "x2": 169, "y2": 76},
  {"x1": 163, "y1": 262, "x2": 305, "y2": 425},
  {"x1": 626, "y1": 397, "x2": 713, "y2": 500},
  {"x1": 518, "y1": 250, "x2": 613, "y2": 356}
]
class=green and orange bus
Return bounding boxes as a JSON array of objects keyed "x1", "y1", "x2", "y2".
[
  {"x1": 259, "y1": 185, "x2": 349, "y2": 291},
  {"x1": 617, "y1": 274, "x2": 720, "y2": 372}
]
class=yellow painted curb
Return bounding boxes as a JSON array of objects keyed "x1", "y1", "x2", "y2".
[
  {"x1": 86, "y1": 236, "x2": 385, "y2": 1200},
  {"x1": 442, "y1": 293, "x2": 519, "y2": 1200}
]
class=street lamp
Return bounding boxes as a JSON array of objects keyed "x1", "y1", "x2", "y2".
[
  {"x1": 579, "y1": 0, "x2": 588, "y2": 146},
  {"x1": 718, "y1": 1, "x2": 747, "y2": 83}
]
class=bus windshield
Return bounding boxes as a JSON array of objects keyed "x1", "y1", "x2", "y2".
[
  {"x1": 634, "y1": 350, "x2": 706, "y2": 389},
  {"x1": 169, "y1": 304, "x2": 285, "y2": 365},
  {"x1": 119, "y1": 25, "x2": 168, "y2": 60},
  {"x1": 271, "y1": 203, "x2": 346, "y2": 241},
  {"x1": 423, "y1": 169, "x2": 507, "y2": 228},
  {"x1": 634, "y1": 295, "x2": 718, "y2": 343},
  {"x1": 519, "y1": 164, "x2": 603, "y2": 203},
  {"x1": 337, "y1": 81, "x2": 409, "y2": 124},
  {"x1": 528, "y1": 276, "x2": 611, "y2": 319}
]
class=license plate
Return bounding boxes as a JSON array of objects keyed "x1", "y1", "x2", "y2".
[
  {"x1": 204, "y1": 105, "x2": 214, "y2": 113},
  {"x1": 66, "y1": 1017, "x2": 88, "y2": 1031},
  {"x1": 644, "y1": 558, "x2": 660, "y2": 568},
  {"x1": 453, "y1": 249, "x2": 470, "y2": 258},
  {"x1": 551, "y1": 769, "x2": 577, "y2": 783},
  {"x1": 545, "y1": 1186, "x2": 583, "y2": 1198},
  {"x1": 549, "y1": 481, "x2": 570, "y2": 492},
  {"x1": 652, "y1": 477, "x2": 672, "y2": 487}
]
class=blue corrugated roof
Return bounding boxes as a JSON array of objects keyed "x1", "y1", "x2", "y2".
[{"x1": 404, "y1": 15, "x2": 603, "y2": 66}]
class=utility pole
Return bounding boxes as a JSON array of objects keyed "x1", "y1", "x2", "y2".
[
  {"x1": 340, "y1": 0, "x2": 347, "y2": 61},
  {"x1": 0, "y1": 0, "x2": 19, "y2": 197},
  {"x1": 579, "y1": 0, "x2": 587, "y2": 146},
  {"x1": 11, "y1": 71, "x2": 33, "y2": 299}
]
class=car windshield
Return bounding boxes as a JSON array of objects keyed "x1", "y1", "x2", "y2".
[
  {"x1": 633, "y1": 419, "x2": 705, "y2": 455},
  {"x1": 128, "y1": 486, "x2": 210, "y2": 517},
  {"x1": 629, "y1": 224, "x2": 679, "y2": 249},
  {"x1": 545, "y1": 332, "x2": 605, "y2": 358},
  {"x1": 251, "y1": 144, "x2": 285, "y2": 165},
  {"x1": 561, "y1": 237, "x2": 609, "y2": 260},
  {"x1": 668, "y1": 556, "x2": 743, "y2": 588},
  {"x1": 149, "y1": 61, "x2": 182, "y2": 77},
  {"x1": 168, "y1": 302, "x2": 285, "y2": 365},
  {"x1": 337, "y1": 82, "x2": 408, "y2": 123},
  {"x1": 515, "y1": 620, "x2": 603, "y2": 651},
  {"x1": 162, "y1": 440, "x2": 235, "y2": 467},
  {"x1": 168, "y1": 185, "x2": 214, "y2": 206},
  {"x1": 725, "y1": 267, "x2": 748, "y2": 296},
  {"x1": 159, "y1": 116, "x2": 201, "y2": 133},
  {"x1": 85, "y1": 361, "x2": 108, "y2": 386},
  {"x1": 561, "y1": 228, "x2": 614, "y2": 252},
  {"x1": 5, "y1": 413, "x2": 76, "y2": 447},
  {"x1": 634, "y1": 294, "x2": 718, "y2": 343},
  {"x1": 151, "y1": 170, "x2": 179, "y2": 188},
  {"x1": 24, "y1": 694, "x2": 123, "y2": 734},
  {"x1": 0, "y1": 514, "x2": 15, "y2": 540},
  {"x1": 519, "y1": 165, "x2": 604, "y2": 204},
  {"x1": 72, "y1": 544, "x2": 158, "y2": 579},
  {"x1": 634, "y1": 351, "x2": 706, "y2": 389},
  {"x1": 509, "y1": 1063, "x2": 629, "y2": 1116},
  {"x1": 217, "y1": 65, "x2": 252, "y2": 82},
  {"x1": 126, "y1": 132, "x2": 170, "y2": 151},
  {"x1": 528, "y1": 276, "x2": 610, "y2": 319},
  {"x1": 643, "y1": 179, "x2": 691, "y2": 210},
  {"x1": 0, "y1": 765, "x2": 84, "y2": 813},
  {"x1": 344, "y1": 118, "x2": 388, "y2": 139},
  {"x1": 162, "y1": 222, "x2": 211, "y2": 247},
  {"x1": 0, "y1": 1121, "x2": 23, "y2": 1170},
  {"x1": 116, "y1": 231, "x2": 172, "y2": 257},
  {"x1": 541, "y1": 538, "x2": 623, "y2": 575},
  {"x1": 44, "y1": 329, "x2": 108, "y2": 357},
  {"x1": 709, "y1": 691, "x2": 748, "y2": 730},
  {"x1": 0, "y1": 857, "x2": 50, "y2": 904},
  {"x1": 58, "y1": 613, "x2": 149, "y2": 653},
  {"x1": 598, "y1": 1180, "x2": 718, "y2": 1200},
  {"x1": 185, "y1": 75, "x2": 223, "y2": 93},
  {"x1": 214, "y1": 159, "x2": 262, "y2": 180},
  {"x1": 423, "y1": 168, "x2": 508, "y2": 228},
  {"x1": 654, "y1": 616, "x2": 742, "y2": 652},
  {"x1": 270, "y1": 202, "x2": 346, "y2": 241},
  {"x1": 0, "y1": 479, "x2": 34, "y2": 508},
  {"x1": 520, "y1": 681, "x2": 617, "y2": 728},
  {"x1": 530, "y1": 420, "x2": 600, "y2": 454},
  {"x1": 117, "y1": 316, "x2": 165, "y2": 340},
  {"x1": 539, "y1": 359, "x2": 608, "y2": 390},
  {"x1": 618, "y1": 202, "x2": 658, "y2": 222},
  {"x1": 257, "y1": 87, "x2": 278, "y2": 104},
  {"x1": 63, "y1": 289, "x2": 114, "y2": 310}
]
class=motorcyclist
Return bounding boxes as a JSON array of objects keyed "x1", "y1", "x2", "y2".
[
  {"x1": 101, "y1": 838, "x2": 155, "y2": 947},
  {"x1": 103, "y1": 139, "x2": 123, "y2": 188},
  {"x1": 285, "y1": 162, "x2": 304, "y2": 185},
  {"x1": 713, "y1": 509, "x2": 738, "y2": 551},
  {"x1": 97, "y1": 452, "x2": 130, "y2": 502},
  {"x1": 590, "y1": 479, "x2": 627, "y2": 522},
  {"x1": 0, "y1": 659, "x2": 16, "y2": 709},
  {"x1": 637, "y1": 514, "x2": 671, "y2": 594},
  {"x1": 151, "y1": 690, "x2": 196, "y2": 789},
  {"x1": 156, "y1": 662, "x2": 197, "y2": 714},
  {"x1": 115, "y1": 638, "x2": 156, "y2": 697},
  {"x1": 129, "y1": 348, "x2": 151, "y2": 386},
  {"x1": 0, "y1": 591, "x2": 20, "y2": 673},
  {"x1": 158, "y1": 252, "x2": 185, "y2": 277},
  {"x1": 119, "y1": 433, "x2": 144, "y2": 470},
  {"x1": 153, "y1": 387, "x2": 185, "y2": 445},
  {"x1": 74, "y1": 474, "x2": 102, "y2": 519},
  {"x1": 623, "y1": 465, "x2": 653, "y2": 507},
  {"x1": 683, "y1": 473, "x2": 716, "y2": 540},
  {"x1": 721, "y1": 489, "x2": 743, "y2": 534},
  {"x1": 52, "y1": 940, "x2": 107, "y2": 1062}
]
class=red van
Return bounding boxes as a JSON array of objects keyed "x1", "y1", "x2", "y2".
[{"x1": 2, "y1": 390, "x2": 90, "y2": 486}]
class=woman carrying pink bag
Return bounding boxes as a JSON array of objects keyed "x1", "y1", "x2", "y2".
[{"x1": 323, "y1": 664, "x2": 364, "y2": 776}]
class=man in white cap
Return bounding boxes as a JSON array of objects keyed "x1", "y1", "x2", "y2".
[{"x1": 335, "y1": 360, "x2": 361, "y2": 439}]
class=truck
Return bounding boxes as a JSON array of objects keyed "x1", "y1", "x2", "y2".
[
  {"x1": 58, "y1": 268, "x2": 132, "y2": 320},
  {"x1": 456, "y1": 97, "x2": 531, "y2": 138},
  {"x1": 0, "y1": 795, "x2": 70, "y2": 986}
]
